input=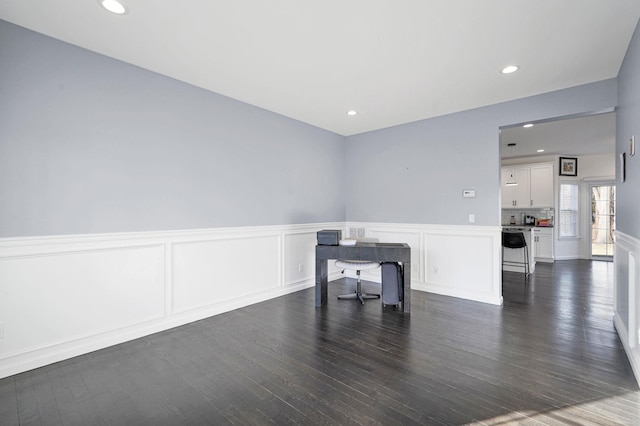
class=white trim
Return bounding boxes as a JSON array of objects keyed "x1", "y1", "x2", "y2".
[
  {"x1": 0, "y1": 221, "x2": 503, "y2": 379},
  {"x1": 585, "y1": 180, "x2": 616, "y2": 259},
  {"x1": 349, "y1": 222, "x2": 503, "y2": 306},
  {"x1": 554, "y1": 255, "x2": 586, "y2": 260},
  {"x1": 583, "y1": 176, "x2": 616, "y2": 182},
  {"x1": 614, "y1": 230, "x2": 640, "y2": 386},
  {"x1": 4, "y1": 222, "x2": 632, "y2": 390},
  {"x1": 0, "y1": 222, "x2": 341, "y2": 379}
]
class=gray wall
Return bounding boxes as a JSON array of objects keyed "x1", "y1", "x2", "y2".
[
  {"x1": 345, "y1": 80, "x2": 617, "y2": 226},
  {"x1": 617, "y1": 19, "x2": 640, "y2": 240},
  {"x1": 615, "y1": 18, "x2": 640, "y2": 331},
  {"x1": 0, "y1": 21, "x2": 346, "y2": 237},
  {"x1": 0, "y1": 18, "x2": 625, "y2": 238}
]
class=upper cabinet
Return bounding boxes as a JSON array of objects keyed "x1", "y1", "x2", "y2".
[
  {"x1": 502, "y1": 163, "x2": 554, "y2": 208},
  {"x1": 529, "y1": 164, "x2": 554, "y2": 207},
  {"x1": 501, "y1": 167, "x2": 530, "y2": 208}
]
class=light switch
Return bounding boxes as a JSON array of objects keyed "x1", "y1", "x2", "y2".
[{"x1": 469, "y1": 214, "x2": 475, "y2": 223}]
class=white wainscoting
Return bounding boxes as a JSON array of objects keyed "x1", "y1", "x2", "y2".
[
  {"x1": 614, "y1": 231, "x2": 640, "y2": 385},
  {"x1": 347, "y1": 223, "x2": 503, "y2": 306},
  {"x1": 0, "y1": 222, "x2": 502, "y2": 379},
  {"x1": 0, "y1": 223, "x2": 342, "y2": 379}
]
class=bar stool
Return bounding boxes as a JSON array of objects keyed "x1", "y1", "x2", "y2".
[{"x1": 502, "y1": 231, "x2": 530, "y2": 277}]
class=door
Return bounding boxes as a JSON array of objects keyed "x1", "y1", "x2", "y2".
[{"x1": 590, "y1": 184, "x2": 615, "y2": 259}]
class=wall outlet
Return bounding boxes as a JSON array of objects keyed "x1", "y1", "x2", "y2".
[
  {"x1": 0, "y1": 322, "x2": 4, "y2": 339},
  {"x1": 298, "y1": 264, "x2": 304, "y2": 273},
  {"x1": 469, "y1": 214, "x2": 475, "y2": 223},
  {"x1": 349, "y1": 228, "x2": 357, "y2": 238},
  {"x1": 357, "y1": 228, "x2": 365, "y2": 238}
]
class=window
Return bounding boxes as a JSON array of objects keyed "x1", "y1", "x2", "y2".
[{"x1": 560, "y1": 182, "x2": 579, "y2": 238}]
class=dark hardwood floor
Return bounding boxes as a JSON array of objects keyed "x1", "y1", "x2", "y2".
[{"x1": 1, "y1": 260, "x2": 638, "y2": 425}]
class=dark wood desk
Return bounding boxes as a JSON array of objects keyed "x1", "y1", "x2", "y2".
[{"x1": 315, "y1": 242, "x2": 411, "y2": 312}]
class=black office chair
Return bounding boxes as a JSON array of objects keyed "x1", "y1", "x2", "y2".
[{"x1": 502, "y1": 231, "x2": 530, "y2": 277}]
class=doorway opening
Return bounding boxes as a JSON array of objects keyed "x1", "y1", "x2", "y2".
[{"x1": 590, "y1": 183, "x2": 615, "y2": 259}]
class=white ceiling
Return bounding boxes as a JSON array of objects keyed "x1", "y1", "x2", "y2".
[
  {"x1": 1, "y1": 1, "x2": 639, "y2": 136},
  {"x1": 501, "y1": 112, "x2": 616, "y2": 160}
]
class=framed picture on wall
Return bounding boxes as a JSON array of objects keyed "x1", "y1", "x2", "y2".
[{"x1": 559, "y1": 157, "x2": 578, "y2": 176}]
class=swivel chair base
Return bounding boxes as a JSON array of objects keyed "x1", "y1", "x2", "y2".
[{"x1": 337, "y1": 270, "x2": 380, "y2": 304}]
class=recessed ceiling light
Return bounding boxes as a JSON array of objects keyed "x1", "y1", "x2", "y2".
[
  {"x1": 346, "y1": 110, "x2": 357, "y2": 116},
  {"x1": 100, "y1": 0, "x2": 127, "y2": 14},
  {"x1": 537, "y1": 149, "x2": 545, "y2": 153},
  {"x1": 501, "y1": 65, "x2": 519, "y2": 74},
  {"x1": 523, "y1": 123, "x2": 534, "y2": 128}
]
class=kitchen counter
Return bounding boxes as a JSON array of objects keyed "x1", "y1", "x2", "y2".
[{"x1": 502, "y1": 224, "x2": 553, "y2": 228}]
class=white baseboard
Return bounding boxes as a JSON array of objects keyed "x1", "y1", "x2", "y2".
[
  {"x1": 0, "y1": 279, "x2": 316, "y2": 380},
  {"x1": 614, "y1": 230, "x2": 640, "y2": 387},
  {"x1": 614, "y1": 310, "x2": 640, "y2": 386},
  {"x1": 348, "y1": 222, "x2": 503, "y2": 306},
  {"x1": 0, "y1": 223, "x2": 340, "y2": 379},
  {"x1": 0, "y1": 221, "x2": 505, "y2": 379},
  {"x1": 554, "y1": 255, "x2": 585, "y2": 260}
]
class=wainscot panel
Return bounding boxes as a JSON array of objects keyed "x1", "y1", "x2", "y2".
[
  {"x1": 347, "y1": 223, "x2": 503, "y2": 306},
  {"x1": 614, "y1": 231, "x2": 640, "y2": 386},
  {"x1": 0, "y1": 245, "x2": 165, "y2": 356},
  {"x1": 284, "y1": 232, "x2": 318, "y2": 286},
  {"x1": 0, "y1": 223, "x2": 341, "y2": 379},
  {"x1": 172, "y1": 235, "x2": 281, "y2": 314},
  {"x1": 368, "y1": 228, "x2": 422, "y2": 281}
]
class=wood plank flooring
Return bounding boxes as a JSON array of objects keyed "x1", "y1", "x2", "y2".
[{"x1": 1, "y1": 260, "x2": 638, "y2": 425}]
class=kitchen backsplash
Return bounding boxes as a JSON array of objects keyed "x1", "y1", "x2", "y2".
[{"x1": 502, "y1": 208, "x2": 554, "y2": 226}]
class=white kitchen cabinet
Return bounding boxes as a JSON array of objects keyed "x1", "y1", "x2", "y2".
[
  {"x1": 530, "y1": 164, "x2": 554, "y2": 207},
  {"x1": 501, "y1": 167, "x2": 531, "y2": 208},
  {"x1": 501, "y1": 169, "x2": 513, "y2": 208},
  {"x1": 502, "y1": 163, "x2": 554, "y2": 208},
  {"x1": 533, "y1": 227, "x2": 554, "y2": 262}
]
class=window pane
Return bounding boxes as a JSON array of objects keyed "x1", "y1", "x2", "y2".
[
  {"x1": 560, "y1": 183, "x2": 578, "y2": 209},
  {"x1": 560, "y1": 211, "x2": 577, "y2": 237},
  {"x1": 560, "y1": 183, "x2": 579, "y2": 237}
]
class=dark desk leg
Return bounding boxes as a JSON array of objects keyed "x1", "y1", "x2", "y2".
[
  {"x1": 403, "y1": 262, "x2": 411, "y2": 313},
  {"x1": 316, "y1": 258, "x2": 328, "y2": 307}
]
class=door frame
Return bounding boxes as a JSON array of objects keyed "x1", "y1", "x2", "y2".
[{"x1": 586, "y1": 179, "x2": 615, "y2": 260}]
